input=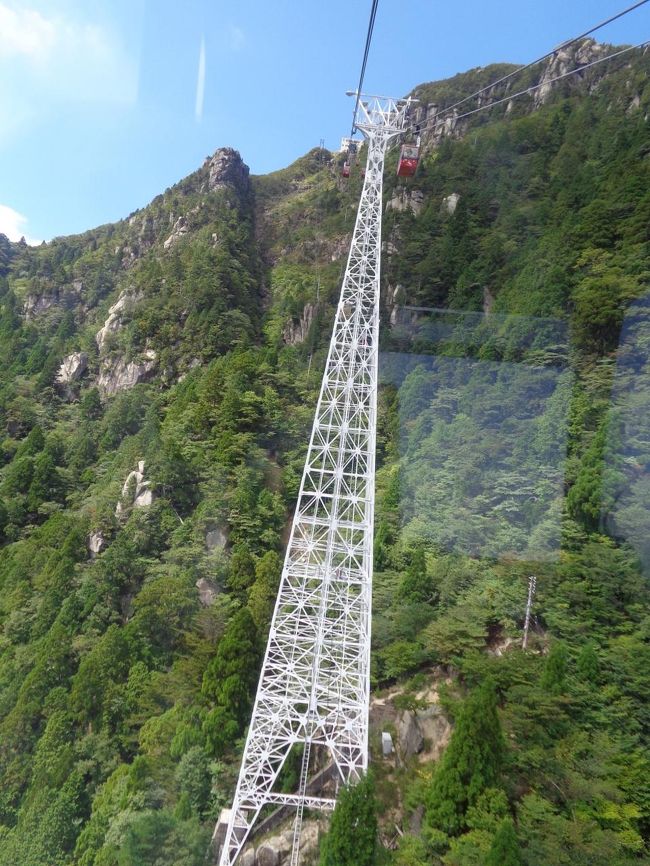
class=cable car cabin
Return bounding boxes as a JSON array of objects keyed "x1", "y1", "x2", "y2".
[
  {"x1": 342, "y1": 161, "x2": 351, "y2": 178},
  {"x1": 397, "y1": 143, "x2": 419, "y2": 178}
]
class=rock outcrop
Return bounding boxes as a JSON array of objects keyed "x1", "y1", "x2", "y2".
[
  {"x1": 23, "y1": 279, "x2": 84, "y2": 320},
  {"x1": 387, "y1": 188, "x2": 424, "y2": 216},
  {"x1": 116, "y1": 460, "x2": 154, "y2": 516},
  {"x1": 238, "y1": 821, "x2": 320, "y2": 866},
  {"x1": 88, "y1": 530, "x2": 107, "y2": 558},
  {"x1": 534, "y1": 39, "x2": 608, "y2": 107},
  {"x1": 205, "y1": 527, "x2": 227, "y2": 550},
  {"x1": 442, "y1": 192, "x2": 460, "y2": 214},
  {"x1": 163, "y1": 215, "x2": 189, "y2": 249},
  {"x1": 95, "y1": 289, "x2": 143, "y2": 352},
  {"x1": 282, "y1": 303, "x2": 316, "y2": 345},
  {"x1": 370, "y1": 674, "x2": 453, "y2": 763},
  {"x1": 56, "y1": 352, "x2": 88, "y2": 384},
  {"x1": 204, "y1": 147, "x2": 250, "y2": 196},
  {"x1": 195, "y1": 577, "x2": 219, "y2": 606},
  {"x1": 98, "y1": 350, "x2": 157, "y2": 397}
]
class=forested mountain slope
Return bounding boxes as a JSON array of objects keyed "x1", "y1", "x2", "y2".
[{"x1": 0, "y1": 38, "x2": 649, "y2": 866}]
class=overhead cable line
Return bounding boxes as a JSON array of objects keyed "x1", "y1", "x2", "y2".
[
  {"x1": 429, "y1": 40, "x2": 648, "y2": 128},
  {"x1": 421, "y1": 0, "x2": 650, "y2": 127},
  {"x1": 351, "y1": 0, "x2": 380, "y2": 135}
]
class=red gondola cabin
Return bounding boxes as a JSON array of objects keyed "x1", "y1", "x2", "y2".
[
  {"x1": 397, "y1": 144, "x2": 419, "y2": 178},
  {"x1": 342, "y1": 161, "x2": 351, "y2": 178}
]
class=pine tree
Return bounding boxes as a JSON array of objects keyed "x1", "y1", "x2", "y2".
[
  {"x1": 201, "y1": 608, "x2": 259, "y2": 755},
  {"x1": 226, "y1": 545, "x2": 256, "y2": 597},
  {"x1": 425, "y1": 679, "x2": 505, "y2": 835},
  {"x1": 320, "y1": 775, "x2": 377, "y2": 866},
  {"x1": 486, "y1": 818, "x2": 523, "y2": 866},
  {"x1": 247, "y1": 550, "x2": 281, "y2": 629},
  {"x1": 576, "y1": 641, "x2": 599, "y2": 682},
  {"x1": 540, "y1": 641, "x2": 568, "y2": 694}
]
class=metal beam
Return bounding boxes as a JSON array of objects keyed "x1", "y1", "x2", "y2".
[{"x1": 217, "y1": 94, "x2": 414, "y2": 866}]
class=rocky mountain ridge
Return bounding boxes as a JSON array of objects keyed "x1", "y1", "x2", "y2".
[{"x1": 0, "y1": 39, "x2": 648, "y2": 866}]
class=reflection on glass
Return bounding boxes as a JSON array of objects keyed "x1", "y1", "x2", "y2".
[
  {"x1": 603, "y1": 293, "x2": 650, "y2": 574},
  {"x1": 381, "y1": 307, "x2": 571, "y2": 561}
]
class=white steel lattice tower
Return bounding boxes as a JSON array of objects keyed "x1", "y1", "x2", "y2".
[{"x1": 218, "y1": 95, "x2": 413, "y2": 866}]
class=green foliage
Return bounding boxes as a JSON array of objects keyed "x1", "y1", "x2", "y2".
[
  {"x1": 540, "y1": 641, "x2": 569, "y2": 694},
  {"x1": 247, "y1": 550, "x2": 281, "y2": 629},
  {"x1": 485, "y1": 819, "x2": 523, "y2": 866},
  {"x1": 425, "y1": 680, "x2": 505, "y2": 836},
  {"x1": 174, "y1": 747, "x2": 212, "y2": 818},
  {"x1": 116, "y1": 810, "x2": 209, "y2": 866},
  {"x1": 319, "y1": 774, "x2": 378, "y2": 866},
  {"x1": 0, "y1": 49, "x2": 648, "y2": 866},
  {"x1": 201, "y1": 608, "x2": 259, "y2": 755}
]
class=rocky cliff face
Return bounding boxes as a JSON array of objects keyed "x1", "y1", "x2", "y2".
[
  {"x1": 204, "y1": 147, "x2": 251, "y2": 196},
  {"x1": 411, "y1": 38, "x2": 646, "y2": 146},
  {"x1": 98, "y1": 351, "x2": 158, "y2": 396},
  {"x1": 0, "y1": 43, "x2": 648, "y2": 866}
]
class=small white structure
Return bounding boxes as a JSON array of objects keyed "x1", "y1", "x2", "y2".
[{"x1": 382, "y1": 731, "x2": 394, "y2": 757}]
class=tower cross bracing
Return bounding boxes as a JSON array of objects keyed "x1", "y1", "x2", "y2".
[{"x1": 218, "y1": 95, "x2": 413, "y2": 866}]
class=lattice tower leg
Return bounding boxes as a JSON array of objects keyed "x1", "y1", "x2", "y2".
[{"x1": 218, "y1": 96, "x2": 411, "y2": 866}]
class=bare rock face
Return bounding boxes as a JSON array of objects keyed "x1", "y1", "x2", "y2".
[
  {"x1": 282, "y1": 303, "x2": 316, "y2": 346},
  {"x1": 163, "y1": 215, "x2": 188, "y2": 250},
  {"x1": 204, "y1": 147, "x2": 250, "y2": 195},
  {"x1": 56, "y1": 352, "x2": 88, "y2": 384},
  {"x1": 370, "y1": 674, "x2": 453, "y2": 764},
  {"x1": 195, "y1": 577, "x2": 219, "y2": 606},
  {"x1": 483, "y1": 285, "x2": 495, "y2": 316},
  {"x1": 98, "y1": 350, "x2": 157, "y2": 397},
  {"x1": 394, "y1": 706, "x2": 448, "y2": 760},
  {"x1": 116, "y1": 460, "x2": 154, "y2": 516},
  {"x1": 535, "y1": 38, "x2": 607, "y2": 107},
  {"x1": 256, "y1": 843, "x2": 281, "y2": 866},
  {"x1": 298, "y1": 821, "x2": 320, "y2": 861},
  {"x1": 95, "y1": 289, "x2": 143, "y2": 352},
  {"x1": 398, "y1": 711, "x2": 425, "y2": 758},
  {"x1": 88, "y1": 530, "x2": 107, "y2": 558},
  {"x1": 387, "y1": 188, "x2": 424, "y2": 216},
  {"x1": 24, "y1": 294, "x2": 55, "y2": 318},
  {"x1": 23, "y1": 280, "x2": 84, "y2": 321},
  {"x1": 206, "y1": 527, "x2": 227, "y2": 550},
  {"x1": 386, "y1": 283, "x2": 405, "y2": 326},
  {"x1": 255, "y1": 826, "x2": 306, "y2": 866},
  {"x1": 415, "y1": 702, "x2": 452, "y2": 761},
  {"x1": 442, "y1": 192, "x2": 460, "y2": 214},
  {"x1": 236, "y1": 820, "x2": 321, "y2": 866}
]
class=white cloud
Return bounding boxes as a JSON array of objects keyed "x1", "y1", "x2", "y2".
[
  {"x1": 229, "y1": 25, "x2": 245, "y2": 52},
  {"x1": 0, "y1": 4, "x2": 55, "y2": 60},
  {"x1": 195, "y1": 35, "x2": 206, "y2": 122},
  {"x1": 0, "y1": 3, "x2": 137, "y2": 106},
  {"x1": 0, "y1": 204, "x2": 42, "y2": 245}
]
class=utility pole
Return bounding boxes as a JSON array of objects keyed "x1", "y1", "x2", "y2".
[
  {"x1": 522, "y1": 575, "x2": 537, "y2": 650},
  {"x1": 217, "y1": 94, "x2": 414, "y2": 866}
]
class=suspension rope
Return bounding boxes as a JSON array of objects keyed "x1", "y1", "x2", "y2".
[
  {"x1": 351, "y1": 0, "x2": 380, "y2": 135},
  {"x1": 420, "y1": 0, "x2": 650, "y2": 129}
]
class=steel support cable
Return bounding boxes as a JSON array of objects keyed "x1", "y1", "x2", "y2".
[
  {"x1": 351, "y1": 0, "x2": 380, "y2": 135},
  {"x1": 427, "y1": 40, "x2": 648, "y2": 129},
  {"x1": 419, "y1": 0, "x2": 650, "y2": 131}
]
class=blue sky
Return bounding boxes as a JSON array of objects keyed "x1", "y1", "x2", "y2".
[{"x1": 0, "y1": 0, "x2": 647, "y2": 243}]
